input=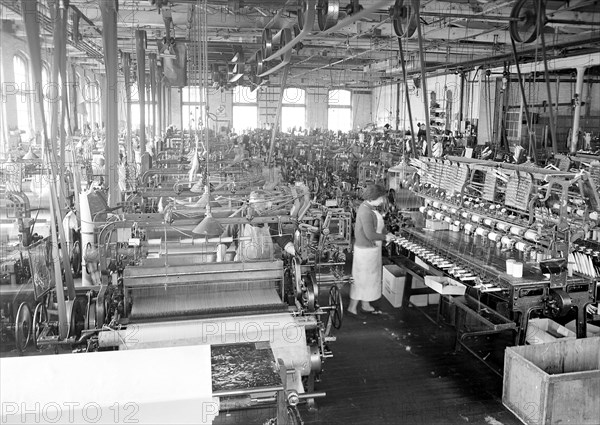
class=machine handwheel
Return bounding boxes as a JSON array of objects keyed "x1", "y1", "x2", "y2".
[
  {"x1": 328, "y1": 285, "x2": 343, "y2": 329},
  {"x1": 15, "y1": 302, "x2": 32, "y2": 352},
  {"x1": 509, "y1": 0, "x2": 544, "y2": 43},
  {"x1": 32, "y1": 303, "x2": 48, "y2": 349},
  {"x1": 303, "y1": 279, "x2": 316, "y2": 312}
]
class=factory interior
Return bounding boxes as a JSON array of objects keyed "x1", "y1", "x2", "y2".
[{"x1": 1, "y1": 0, "x2": 600, "y2": 424}]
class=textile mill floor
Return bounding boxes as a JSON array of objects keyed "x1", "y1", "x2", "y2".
[{"x1": 298, "y1": 282, "x2": 522, "y2": 425}]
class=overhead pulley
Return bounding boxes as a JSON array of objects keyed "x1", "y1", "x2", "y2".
[{"x1": 389, "y1": 0, "x2": 417, "y2": 38}]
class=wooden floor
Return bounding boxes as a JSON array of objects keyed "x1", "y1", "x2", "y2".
[{"x1": 296, "y1": 282, "x2": 522, "y2": 425}]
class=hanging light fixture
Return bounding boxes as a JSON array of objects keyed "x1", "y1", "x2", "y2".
[
  {"x1": 192, "y1": 0, "x2": 223, "y2": 238},
  {"x1": 22, "y1": 146, "x2": 39, "y2": 160}
]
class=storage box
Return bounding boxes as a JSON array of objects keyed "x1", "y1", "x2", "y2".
[
  {"x1": 525, "y1": 318, "x2": 576, "y2": 345},
  {"x1": 424, "y1": 276, "x2": 467, "y2": 296},
  {"x1": 503, "y1": 337, "x2": 600, "y2": 425},
  {"x1": 382, "y1": 264, "x2": 406, "y2": 308},
  {"x1": 409, "y1": 294, "x2": 428, "y2": 307},
  {"x1": 425, "y1": 219, "x2": 449, "y2": 231},
  {"x1": 565, "y1": 319, "x2": 600, "y2": 337},
  {"x1": 428, "y1": 293, "x2": 440, "y2": 305}
]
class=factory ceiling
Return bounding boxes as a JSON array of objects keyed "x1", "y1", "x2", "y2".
[{"x1": 1, "y1": 0, "x2": 599, "y2": 89}]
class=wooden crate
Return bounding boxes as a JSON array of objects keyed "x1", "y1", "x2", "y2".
[{"x1": 503, "y1": 337, "x2": 600, "y2": 425}]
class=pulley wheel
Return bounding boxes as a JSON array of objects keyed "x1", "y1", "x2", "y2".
[
  {"x1": 297, "y1": 0, "x2": 311, "y2": 31},
  {"x1": 278, "y1": 28, "x2": 293, "y2": 63},
  {"x1": 510, "y1": 0, "x2": 545, "y2": 43},
  {"x1": 32, "y1": 302, "x2": 48, "y2": 349},
  {"x1": 548, "y1": 288, "x2": 573, "y2": 317},
  {"x1": 328, "y1": 285, "x2": 343, "y2": 329},
  {"x1": 256, "y1": 49, "x2": 266, "y2": 76},
  {"x1": 317, "y1": 0, "x2": 340, "y2": 31},
  {"x1": 71, "y1": 240, "x2": 82, "y2": 276},
  {"x1": 15, "y1": 302, "x2": 32, "y2": 352},
  {"x1": 304, "y1": 278, "x2": 316, "y2": 312},
  {"x1": 391, "y1": 0, "x2": 417, "y2": 38},
  {"x1": 262, "y1": 28, "x2": 274, "y2": 59}
]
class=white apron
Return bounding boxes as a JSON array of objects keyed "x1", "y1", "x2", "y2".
[{"x1": 351, "y1": 209, "x2": 384, "y2": 302}]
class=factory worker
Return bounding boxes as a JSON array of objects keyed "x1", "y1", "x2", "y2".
[
  {"x1": 217, "y1": 190, "x2": 295, "y2": 261},
  {"x1": 348, "y1": 184, "x2": 395, "y2": 316}
]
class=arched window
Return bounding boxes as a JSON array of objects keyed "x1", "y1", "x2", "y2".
[
  {"x1": 232, "y1": 86, "x2": 257, "y2": 133},
  {"x1": 13, "y1": 53, "x2": 33, "y2": 135},
  {"x1": 328, "y1": 89, "x2": 352, "y2": 132},
  {"x1": 281, "y1": 88, "x2": 305, "y2": 133}
]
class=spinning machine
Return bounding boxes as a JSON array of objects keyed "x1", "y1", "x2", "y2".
[{"x1": 389, "y1": 156, "x2": 599, "y2": 353}]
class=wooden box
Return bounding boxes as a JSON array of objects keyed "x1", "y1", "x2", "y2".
[{"x1": 503, "y1": 337, "x2": 600, "y2": 425}]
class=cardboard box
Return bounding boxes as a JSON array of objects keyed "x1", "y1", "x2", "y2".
[
  {"x1": 382, "y1": 264, "x2": 406, "y2": 308},
  {"x1": 503, "y1": 337, "x2": 600, "y2": 425},
  {"x1": 424, "y1": 276, "x2": 467, "y2": 296},
  {"x1": 525, "y1": 318, "x2": 576, "y2": 345}
]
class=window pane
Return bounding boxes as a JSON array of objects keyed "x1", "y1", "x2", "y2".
[
  {"x1": 232, "y1": 105, "x2": 257, "y2": 132},
  {"x1": 233, "y1": 86, "x2": 256, "y2": 104},
  {"x1": 283, "y1": 88, "x2": 305, "y2": 105},
  {"x1": 182, "y1": 104, "x2": 206, "y2": 131},
  {"x1": 328, "y1": 89, "x2": 351, "y2": 106},
  {"x1": 13, "y1": 55, "x2": 29, "y2": 89},
  {"x1": 328, "y1": 108, "x2": 352, "y2": 132},
  {"x1": 183, "y1": 86, "x2": 203, "y2": 103},
  {"x1": 281, "y1": 106, "x2": 305, "y2": 133}
]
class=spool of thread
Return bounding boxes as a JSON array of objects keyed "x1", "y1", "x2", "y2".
[
  {"x1": 464, "y1": 223, "x2": 474, "y2": 233},
  {"x1": 512, "y1": 262, "x2": 524, "y2": 278},
  {"x1": 435, "y1": 212, "x2": 444, "y2": 220},
  {"x1": 501, "y1": 236, "x2": 514, "y2": 247},
  {"x1": 433, "y1": 201, "x2": 440, "y2": 208},
  {"x1": 488, "y1": 232, "x2": 501, "y2": 242},
  {"x1": 497, "y1": 222, "x2": 510, "y2": 231},
  {"x1": 427, "y1": 210, "x2": 435, "y2": 217},
  {"x1": 524, "y1": 230, "x2": 539, "y2": 242},
  {"x1": 589, "y1": 211, "x2": 598, "y2": 221},
  {"x1": 441, "y1": 204, "x2": 448, "y2": 211},
  {"x1": 454, "y1": 220, "x2": 461, "y2": 227},
  {"x1": 450, "y1": 208, "x2": 457, "y2": 214},
  {"x1": 476, "y1": 227, "x2": 489, "y2": 237},
  {"x1": 471, "y1": 215, "x2": 481, "y2": 223},
  {"x1": 515, "y1": 241, "x2": 527, "y2": 252},
  {"x1": 483, "y1": 218, "x2": 494, "y2": 227},
  {"x1": 510, "y1": 226, "x2": 524, "y2": 236},
  {"x1": 419, "y1": 206, "x2": 427, "y2": 213},
  {"x1": 444, "y1": 216, "x2": 452, "y2": 223},
  {"x1": 461, "y1": 212, "x2": 470, "y2": 219},
  {"x1": 506, "y1": 259, "x2": 516, "y2": 275}
]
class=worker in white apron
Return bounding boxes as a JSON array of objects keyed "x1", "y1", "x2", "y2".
[{"x1": 349, "y1": 184, "x2": 395, "y2": 316}]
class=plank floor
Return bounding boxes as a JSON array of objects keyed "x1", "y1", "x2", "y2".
[{"x1": 296, "y1": 281, "x2": 522, "y2": 425}]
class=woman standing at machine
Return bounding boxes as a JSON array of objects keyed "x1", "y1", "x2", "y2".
[{"x1": 348, "y1": 184, "x2": 395, "y2": 316}]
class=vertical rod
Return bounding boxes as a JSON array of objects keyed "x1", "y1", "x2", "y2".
[
  {"x1": 135, "y1": 29, "x2": 147, "y2": 155},
  {"x1": 100, "y1": 0, "x2": 120, "y2": 206},
  {"x1": 397, "y1": 36, "x2": 416, "y2": 156},
  {"x1": 123, "y1": 53, "x2": 133, "y2": 162},
  {"x1": 268, "y1": 65, "x2": 290, "y2": 165},
  {"x1": 571, "y1": 67, "x2": 585, "y2": 153},
  {"x1": 414, "y1": 0, "x2": 432, "y2": 156}
]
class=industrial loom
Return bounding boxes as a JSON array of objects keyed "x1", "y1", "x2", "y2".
[
  {"x1": 54, "y1": 186, "x2": 347, "y2": 424},
  {"x1": 389, "y1": 156, "x2": 599, "y2": 361}
]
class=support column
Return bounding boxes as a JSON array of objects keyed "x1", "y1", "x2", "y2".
[
  {"x1": 123, "y1": 53, "x2": 133, "y2": 162},
  {"x1": 414, "y1": 0, "x2": 431, "y2": 156},
  {"x1": 135, "y1": 30, "x2": 147, "y2": 155},
  {"x1": 149, "y1": 53, "x2": 157, "y2": 140},
  {"x1": 571, "y1": 67, "x2": 586, "y2": 153},
  {"x1": 99, "y1": 0, "x2": 120, "y2": 206}
]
